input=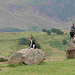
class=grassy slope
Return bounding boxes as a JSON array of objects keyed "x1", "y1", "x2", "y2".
[
  {"x1": 0, "y1": 31, "x2": 74, "y2": 75},
  {"x1": 0, "y1": 31, "x2": 69, "y2": 57},
  {"x1": 0, "y1": 60, "x2": 75, "y2": 75}
]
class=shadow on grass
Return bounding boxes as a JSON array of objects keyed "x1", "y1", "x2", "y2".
[
  {"x1": 7, "y1": 61, "x2": 46, "y2": 68},
  {"x1": 67, "y1": 57, "x2": 73, "y2": 59},
  {"x1": 7, "y1": 63, "x2": 24, "y2": 68},
  {"x1": 38, "y1": 61, "x2": 46, "y2": 65}
]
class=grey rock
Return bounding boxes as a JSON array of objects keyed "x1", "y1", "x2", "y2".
[
  {"x1": 66, "y1": 42, "x2": 75, "y2": 58},
  {"x1": 8, "y1": 48, "x2": 45, "y2": 65}
]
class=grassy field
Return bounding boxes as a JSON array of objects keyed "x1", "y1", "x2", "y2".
[
  {"x1": 0, "y1": 59, "x2": 75, "y2": 75},
  {"x1": 0, "y1": 31, "x2": 70, "y2": 57},
  {"x1": 0, "y1": 31, "x2": 74, "y2": 75}
]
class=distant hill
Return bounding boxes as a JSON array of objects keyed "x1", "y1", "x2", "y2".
[
  {"x1": 31, "y1": 0, "x2": 75, "y2": 22},
  {"x1": 0, "y1": 0, "x2": 73, "y2": 31},
  {"x1": 0, "y1": 27, "x2": 25, "y2": 32},
  {"x1": 0, "y1": 29, "x2": 6, "y2": 33}
]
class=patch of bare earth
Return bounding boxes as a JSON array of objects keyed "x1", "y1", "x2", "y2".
[
  {"x1": 1, "y1": 67, "x2": 8, "y2": 71},
  {"x1": 0, "y1": 62, "x2": 8, "y2": 65},
  {"x1": 45, "y1": 56, "x2": 66, "y2": 62},
  {"x1": 0, "y1": 62, "x2": 8, "y2": 72}
]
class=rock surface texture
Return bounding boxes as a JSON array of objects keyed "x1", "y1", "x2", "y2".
[
  {"x1": 8, "y1": 48, "x2": 45, "y2": 65},
  {"x1": 66, "y1": 42, "x2": 75, "y2": 58}
]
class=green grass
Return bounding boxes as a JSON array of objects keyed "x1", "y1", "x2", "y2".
[
  {"x1": 0, "y1": 31, "x2": 70, "y2": 57},
  {"x1": 0, "y1": 31, "x2": 73, "y2": 75},
  {"x1": 0, "y1": 31, "x2": 69, "y2": 57},
  {"x1": 50, "y1": 40, "x2": 63, "y2": 49},
  {"x1": 0, "y1": 59, "x2": 75, "y2": 75}
]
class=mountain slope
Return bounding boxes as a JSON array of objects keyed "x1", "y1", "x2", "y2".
[
  {"x1": 31, "y1": 0, "x2": 75, "y2": 22},
  {"x1": 0, "y1": 0, "x2": 73, "y2": 31}
]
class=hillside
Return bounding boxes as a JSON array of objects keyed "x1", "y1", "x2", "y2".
[
  {"x1": 0, "y1": 0, "x2": 73, "y2": 31},
  {"x1": 0, "y1": 31, "x2": 70, "y2": 58},
  {"x1": 0, "y1": 27, "x2": 25, "y2": 32},
  {"x1": 31, "y1": 0, "x2": 75, "y2": 22},
  {"x1": 0, "y1": 0, "x2": 61, "y2": 31},
  {"x1": 0, "y1": 31, "x2": 75, "y2": 75}
]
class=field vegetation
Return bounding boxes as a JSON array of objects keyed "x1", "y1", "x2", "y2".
[{"x1": 0, "y1": 31, "x2": 74, "y2": 75}]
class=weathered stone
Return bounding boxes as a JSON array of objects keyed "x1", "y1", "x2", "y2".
[
  {"x1": 8, "y1": 48, "x2": 45, "y2": 65},
  {"x1": 66, "y1": 42, "x2": 75, "y2": 58}
]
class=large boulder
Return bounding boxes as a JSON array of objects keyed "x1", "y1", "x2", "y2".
[
  {"x1": 8, "y1": 48, "x2": 45, "y2": 65},
  {"x1": 66, "y1": 42, "x2": 75, "y2": 58}
]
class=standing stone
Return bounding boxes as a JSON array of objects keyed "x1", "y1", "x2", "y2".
[{"x1": 66, "y1": 42, "x2": 75, "y2": 58}]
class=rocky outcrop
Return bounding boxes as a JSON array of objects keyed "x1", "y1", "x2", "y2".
[{"x1": 8, "y1": 48, "x2": 45, "y2": 65}]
